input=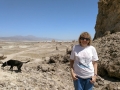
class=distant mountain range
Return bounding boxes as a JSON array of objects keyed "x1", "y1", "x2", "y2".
[{"x1": 0, "y1": 35, "x2": 59, "y2": 41}]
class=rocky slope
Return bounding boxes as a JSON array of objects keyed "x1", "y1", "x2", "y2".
[
  {"x1": 93, "y1": 32, "x2": 120, "y2": 90},
  {"x1": 93, "y1": 32, "x2": 120, "y2": 79}
]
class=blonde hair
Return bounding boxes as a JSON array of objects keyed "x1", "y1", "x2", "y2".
[{"x1": 78, "y1": 32, "x2": 92, "y2": 46}]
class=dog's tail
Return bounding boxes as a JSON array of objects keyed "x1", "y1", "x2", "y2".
[{"x1": 22, "y1": 60, "x2": 30, "y2": 63}]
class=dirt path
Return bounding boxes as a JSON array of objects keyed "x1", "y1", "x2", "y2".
[{"x1": 2, "y1": 47, "x2": 40, "y2": 62}]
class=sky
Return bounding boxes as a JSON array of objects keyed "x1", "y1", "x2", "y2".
[{"x1": 0, "y1": 0, "x2": 99, "y2": 40}]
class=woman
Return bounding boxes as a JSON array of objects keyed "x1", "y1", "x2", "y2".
[{"x1": 70, "y1": 32, "x2": 98, "y2": 90}]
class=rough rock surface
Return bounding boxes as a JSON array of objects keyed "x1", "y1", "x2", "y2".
[
  {"x1": 92, "y1": 32, "x2": 120, "y2": 90},
  {"x1": 94, "y1": 0, "x2": 120, "y2": 39},
  {"x1": 93, "y1": 32, "x2": 120, "y2": 79}
]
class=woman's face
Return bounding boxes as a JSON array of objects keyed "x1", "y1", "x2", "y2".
[{"x1": 80, "y1": 36, "x2": 90, "y2": 47}]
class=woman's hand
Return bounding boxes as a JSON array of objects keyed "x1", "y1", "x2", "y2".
[
  {"x1": 70, "y1": 60, "x2": 78, "y2": 80},
  {"x1": 71, "y1": 72, "x2": 78, "y2": 80},
  {"x1": 90, "y1": 75, "x2": 97, "y2": 84}
]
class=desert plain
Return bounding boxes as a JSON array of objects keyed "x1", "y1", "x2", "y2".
[{"x1": 0, "y1": 41, "x2": 75, "y2": 90}]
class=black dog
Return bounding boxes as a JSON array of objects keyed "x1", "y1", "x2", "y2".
[{"x1": 1, "y1": 59, "x2": 30, "y2": 72}]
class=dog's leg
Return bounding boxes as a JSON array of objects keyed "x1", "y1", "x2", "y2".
[
  {"x1": 9, "y1": 66, "x2": 13, "y2": 71},
  {"x1": 17, "y1": 63, "x2": 23, "y2": 72}
]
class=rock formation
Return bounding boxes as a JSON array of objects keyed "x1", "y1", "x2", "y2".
[
  {"x1": 93, "y1": 32, "x2": 120, "y2": 79},
  {"x1": 94, "y1": 0, "x2": 120, "y2": 40},
  {"x1": 92, "y1": 32, "x2": 120, "y2": 89}
]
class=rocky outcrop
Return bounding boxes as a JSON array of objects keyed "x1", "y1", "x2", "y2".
[
  {"x1": 93, "y1": 32, "x2": 120, "y2": 79},
  {"x1": 94, "y1": 0, "x2": 120, "y2": 40}
]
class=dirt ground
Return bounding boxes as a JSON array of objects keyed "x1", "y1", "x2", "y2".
[
  {"x1": 0, "y1": 41, "x2": 72, "y2": 61},
  {"x1": 0, "y1": 41, "x2": 74, "y2": 90},
  {"x1": 0, "y1": 39, "x2": 120, "y2": 90}
]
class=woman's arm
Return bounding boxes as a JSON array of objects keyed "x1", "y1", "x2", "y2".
[
  {"x1": 70, "y1": 60, "x2": 78, "y2": 80},
  {"x1": 90, "y1": 61, "x2": 98, "y2": 83},
  {"x1": 93, "y1": 61, "x2": 98, "y2": 75}
]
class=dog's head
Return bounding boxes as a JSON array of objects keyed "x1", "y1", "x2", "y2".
[{"x1": 1, "y1": 62, "x2": 7, "y2": 67}]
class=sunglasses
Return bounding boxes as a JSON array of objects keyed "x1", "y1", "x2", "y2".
[{"x1": 80, "y1": 37, "x2": 90, "y2": 41}]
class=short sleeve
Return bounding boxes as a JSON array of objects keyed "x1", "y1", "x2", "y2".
[
  {"x1": 92, "y1": 46, "x2": 99, "y2": 61},
  {"x1": 70, "y1": 45, "x2": 75, "y2": 60}
]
